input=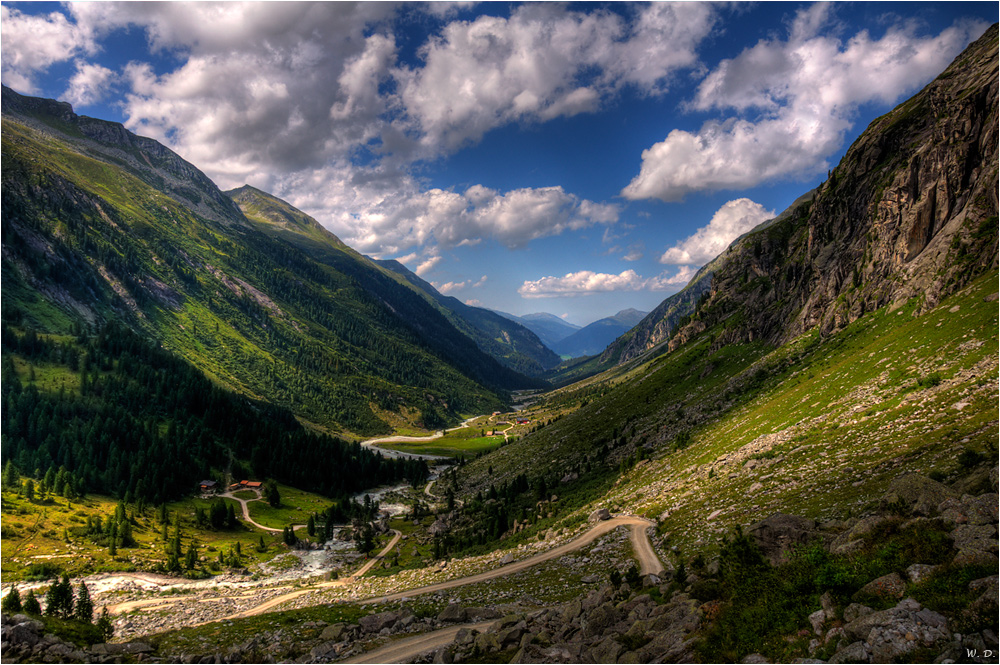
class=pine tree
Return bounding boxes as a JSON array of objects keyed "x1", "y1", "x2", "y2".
[
  {"x1": 74, "y1": 582, "x2": 94, "y2": 623},
  {"x1": 307, "y1": 514, "x2": 316, "y2": 537},
  {"x1": 22, "y1": 590, "x2": 41, "y2": 615},
  {"x1": 2, "y1": 461, "x2": 19, "y2": 489},
  {"x1": 23, "y1": 478, "x2": 35, "y2": 501},
  {"x1": 96, "y1": 607, "x2": 114, "y2": 641},
  {"x1": 45, "y1": 575, "x2": 73, "y2": 618},
  {"x1": 1, "y1": 586, "x2": 22, "y2": 613},
  {"x1": 185, "y1": 542, "x2": 198, "y2": 570}
]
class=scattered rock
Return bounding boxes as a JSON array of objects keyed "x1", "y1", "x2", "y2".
[
  {"x1": 904, "y1": 563, "x2": 940, "y2": 583},
  {"x1": 437, "y1": 604, "x2": 469, "y2": 623},
  {"x1": 881, "y1": 474, "x2": 957, "y2": 516},
  {"x1": 855, "y1": 572, "x2": 907, "y2": 601},
  {"x1": 747, "y1": 514, "x2": 821, "y2": 565},
  {"x1": 589, "y1": 508, "x2": 611, "y2": 522}
]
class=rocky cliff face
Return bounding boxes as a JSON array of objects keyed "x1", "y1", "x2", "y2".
[
  {"x1": 1, "y1": 85, "x2": 244, "y2": 226},
  {"x1": 666, "y1": 25, "x2": 997, "y2": 353}
]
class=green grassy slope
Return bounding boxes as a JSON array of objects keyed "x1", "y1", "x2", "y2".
[
  {"x1": 452, "y1": 28, "x2": 998, "y2": 545},
  {"x1": 227, "y1": 185, "x2": 558, "y2": 378},
  {"x1": 1, "y1": 89, "x2": 540, "y2": 436}
]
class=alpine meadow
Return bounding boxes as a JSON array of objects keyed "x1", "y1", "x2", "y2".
[{"x1": 0, "y1": 4, "x2": 997, "y2": 665}]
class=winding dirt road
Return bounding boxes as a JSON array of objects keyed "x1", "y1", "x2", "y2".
[
  {"x1": 338, "y1": 517, "x2": 662, "y2": 663},
  {"x1": 218, "y1": 529, "x2": 403, "y2": 622},
  {"x1": 341, "y1": 620, "x2": 498, "y2": 664},
  {"x1": 361, "y1": 417, "x2": 483, "y2": 460},
  {"x1": 357, "y1": 515, "x2": 659, "y2": 606},
  {"x1": 106, "y1": 513, "x2": 661, "y2": 649}
]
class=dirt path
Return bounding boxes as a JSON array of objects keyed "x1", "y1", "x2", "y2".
[
  {"x1": 629, "y1": 522, "x2": 664, "y2": 576},
  {"x1": 109, "y1": 515, "x2": 661, "y2": 633},
  {"x1": 362, "y1": 417, "x2": 481, "y2": 460},
  {"x1": 340, "y1": 620, "x2": 498, "y2": 664},
  {"x1": 358, "y1": 515, "x2": 656, "y2": 605},
  {"x1": 210, "y1": 530, "x2": 403, "y2": 622},
  {"x1": 338, "y1": 517, "x2": 660, "y2": 663},
  {"x1": 218, "y1": 491, "x2": 308, "y2": 534}
]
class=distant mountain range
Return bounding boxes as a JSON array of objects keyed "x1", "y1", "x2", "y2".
[
  {"x1": 548, "y1": 308, "x2": 647, "y2": 358},
  {"x1": 493, "y1": 311, "x2": 581, "y2": 349}
]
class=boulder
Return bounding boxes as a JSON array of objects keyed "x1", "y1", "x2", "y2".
[
  {"x1": 359, "y1": 610, "x2": 398, "y2": 633},
  {"x1": 829, "y1": 641, "x2": 869, "y2": 664},
  {"x1": 588, "y1": 638, "x2": 624, "y2": 664},
  {"x1": 938, "y1": 493, "x2": 1000, "y2": 526},
  {"x1": 498, "y1": 624, "x2": 525, "y2": 647},
  {"x1": 843, "y1": 598, "x2": 949, "y2": 662},
  {"x1": 589, "y1": 508, "x2": 611, "y2": 522},
  {"x1": 746, "y1": 514, "x2": 820, "y2": 565},
  {"x1": 952, "y1": 523, "x2": 998, "y2": 553},
  {"x1": 881, "y1": 474, "x2": 956, "y2": 516},
  {"x1": 969, "y1": 575, "x2": 999, "y2": 613},
  {"x1": 582, "y1": 602, "x2": 620, "y2": 637},
  {"x1": 855, "y1": 572, "x2": 907, "y2": 601},
  {"x1": 808, "y1": 609, "x2": 826, "y2": 635},
  {"x1": 473, "y1": 632, "x2": 501, "y2": 653},
  {"x1": 842, "y1": 603, "x2": 873, "y2": 623},
  {"x1": 437, "y1": 604, "x2": 468, "y2": 623},
  {"x1": 465, "y1": 607, "x2": 502, "y2": 621},
  {"x1": 320, "y1": 623, "x2": 347, "y2": 641}
]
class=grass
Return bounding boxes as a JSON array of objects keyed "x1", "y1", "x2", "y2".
[
  {"x1": 0, "y1": 481, "x2": 340, "y2": 581},
  {"x1": 376, "y1": 425, "x2": 509, "y2": 459},
  {"x1": 598, "y1": 270, "x2": 998, "y2": 549},
  {"x1": 694, "y1": 516, "x2": 990, "y2": 663},
  {"x1": 242, "y1": 483, "x2": 330, "y2": 531},
  {"x1": 365, "y1": 516, "x2": 437, "y2": 576}
]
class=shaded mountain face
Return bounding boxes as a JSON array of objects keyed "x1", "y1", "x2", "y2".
[
  {"x1": 452, "y1": 26, "x2": 999, "y2": 547},
  {"x1": 668, "y1": 25, "x2": 998, "y2": 353},
  {"x1": 493, "y1": 311, "x2": 581, "y2": 349},
  {"x1": 550, "y1": 308, "x2": 648, "y2": 358},
  {"x1": 1, "y1": 86, "x2": 538, "y2": 436},
  {"x1": 602, "y1": 189, "x2": 819, "y2": 367},
  {"x1": 601, "y1": 26, "x2": 997, "y2": 369},
  {"x1": 372, "y1": 260, "x2": 561, "y2": 376}
]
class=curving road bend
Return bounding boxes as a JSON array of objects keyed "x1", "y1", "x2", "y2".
[
  {"x1": 218, "y1": 529, "x2": 403, "y2": 622},
  {"x1": 341, "y1": 620, "x2": 498, "y2": 664},
  {"x1": 358, "y1": 515, "x2": 658, "y2": 606},
  {"x1": 339, "y1": 516, "x2": 662, "y2": 663},
  {"x1": 108, "y1": 514, "x2": 662, "y2": 642}
]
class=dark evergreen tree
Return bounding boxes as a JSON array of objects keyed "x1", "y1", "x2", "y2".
[
  {"x1": 45, "y1": 575, "x2": 73, "y2": 618},
  {"x1": 1, "y1": 586, "x2": 21, "y2": 613},
  {"x1": 96, "y1": 607, "x2": 114, "y2": 641},
  {"x1": 74, "y1": 582, "x2": 93, "y2": 623},
  {"x1": 22, "y1": 591, "x2": 41, "y2": 615}
]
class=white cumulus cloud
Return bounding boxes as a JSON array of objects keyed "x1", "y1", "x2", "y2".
[
  {"x1": 395, "y1": 2, "x2": 717, "y2": 156},
  {"x1": 622, "y1": 9, "x2": 990, "y2": 201},
  {"x1": 63, "y1": 60, "x2": 118, "y2": 107},
  {"x1": 0, "y1": 6, "x2": 101, "y2": 92},
  {"x1": 518, "y1": 269, "x2": 684, "y2": 298},
  {"x1": 660, "y1": 198, "x2": 775, "y2": 266}
]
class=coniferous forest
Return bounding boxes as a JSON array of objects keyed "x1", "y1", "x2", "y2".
[{"x1": 1, "y1": 321, "x2": 428, "y2": 505}]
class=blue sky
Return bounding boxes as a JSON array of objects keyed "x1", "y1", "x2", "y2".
[{"x1": 2, "y1": 2, "x2": 994, "y2": 325}]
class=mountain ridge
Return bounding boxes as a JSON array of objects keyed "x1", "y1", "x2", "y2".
[
  {"x1": 549, "y1": 307, "x2": 647, "y2": 358},
  {"x1": 1, "y1": 86, "x2": 539, "y2": 436}
]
